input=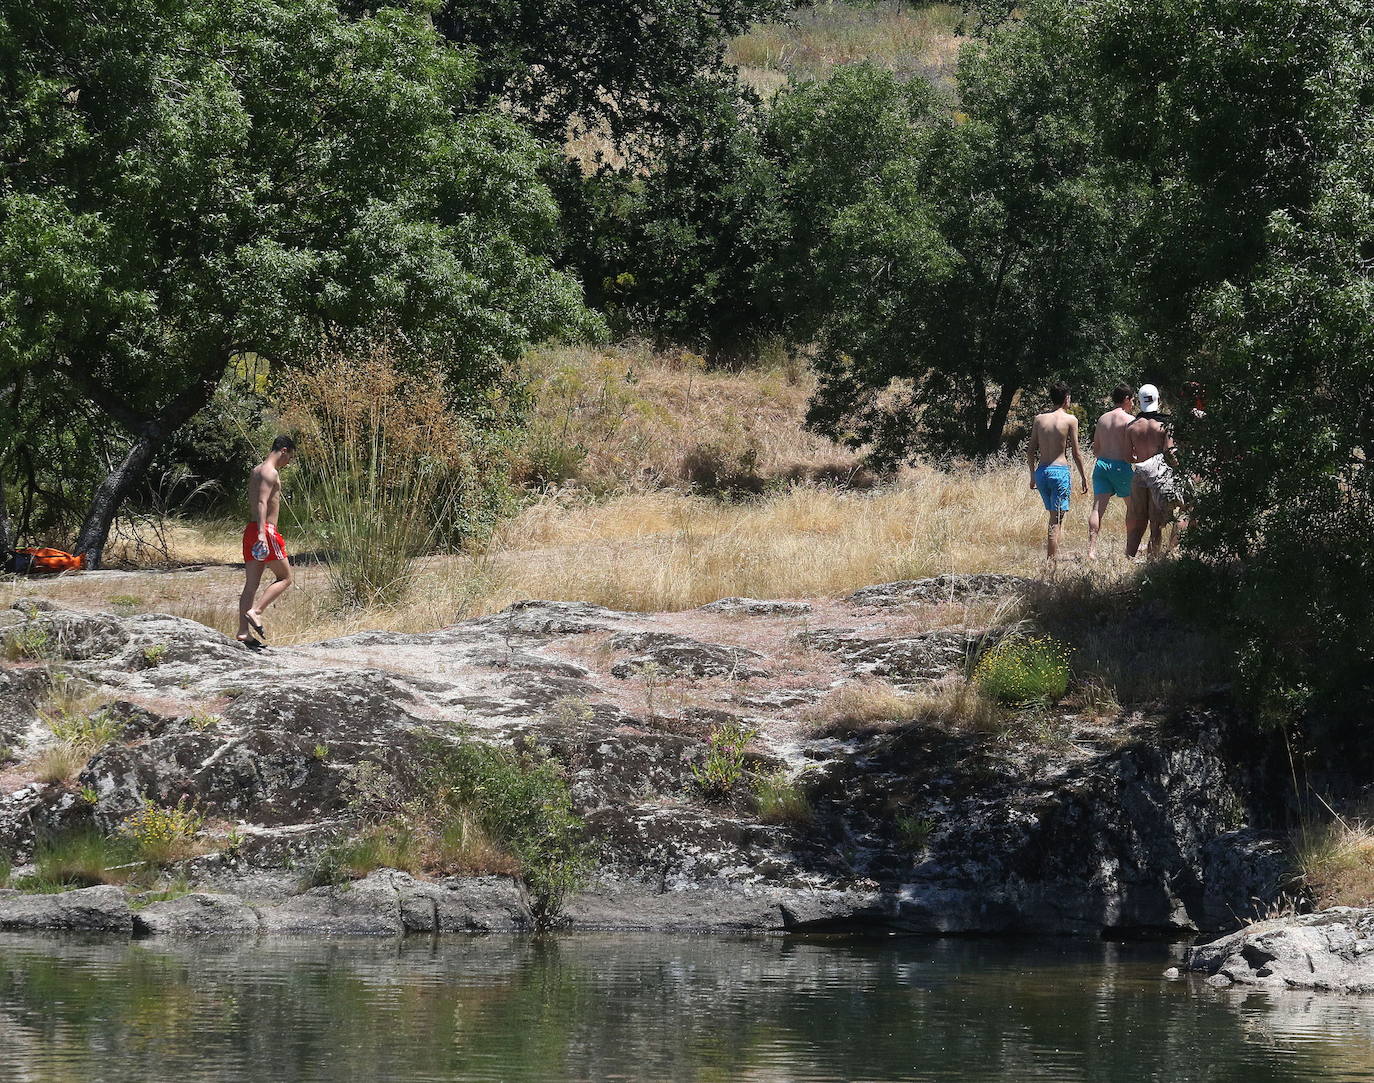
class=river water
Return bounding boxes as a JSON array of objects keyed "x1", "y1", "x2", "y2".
[{"x1": 2, "y1": 933, "x2": 1373, "y2": 1082}]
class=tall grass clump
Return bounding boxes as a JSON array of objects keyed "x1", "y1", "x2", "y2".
[
  {"x1": 24, "y1": 830, "x2": 136, "y2": 892},
  {"x1": 753, "y1": 768, "x2": 813, "y2": 826},
  {"x1": 1295, "y1": 816, "x2": 1374, "y2": 909},
  {"x1": 973, "y1": 634, "x2": 1072, "y2": 705},
  {"x1": 278, "y1": 339, "x2": 513, "y2": 611}
]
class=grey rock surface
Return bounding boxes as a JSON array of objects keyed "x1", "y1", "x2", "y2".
[
  {"x1": 699, "y1": 597, "x2": 812, "y2": 616},
  {"x1": 1186, "y1": 908, "x2": 1374, "y2": 993},
  {"x1": 0, "y1": 885, "x2": 133, "y2": 933}
]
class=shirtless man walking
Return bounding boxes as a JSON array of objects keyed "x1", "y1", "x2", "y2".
[
  {"x1": 1125, "y1": 384, "x2": 1178, "y2": 559},
  {"x1": 238, "y1": 435, "x2": 295, "y2": 645},
  {"x1": 1027, "y1": 384, "x2": 1089, "y2": 562},
  {"x1": 1086, "y1": 384, "x2": 1137, "y2": 560}
]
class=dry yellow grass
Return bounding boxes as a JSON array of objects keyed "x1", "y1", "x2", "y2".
[
  {"x1": 804, "y1": 675, "x2": 1002, "y2": 736},
  {"x1": 1297, "y1": 817, "x2": 1374, "y2": 908},
  {"x1": 518, "y1": 343, "x2": 859, "y2": 491},
  {"x1": 729, "y1": 1, "x2": 964, "y2": 94},
  {"x1": 4, "y1": 459, "x2": 1139, "y2": 645}
]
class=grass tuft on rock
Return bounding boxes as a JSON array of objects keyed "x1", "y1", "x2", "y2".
[
  {"x1": 21, "y1": 830, "x2": 137, "y2": 893},
  {"x1": 805, "y1": 677, "x2": 1002, "y2": 737},
  {"x1": 752, "y1": 768, "x2": 814, "y2": 826}
]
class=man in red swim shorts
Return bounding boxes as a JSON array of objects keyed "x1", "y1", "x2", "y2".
[{"x1": 238, "y1": 435, "x2": 295, "y2": 645}]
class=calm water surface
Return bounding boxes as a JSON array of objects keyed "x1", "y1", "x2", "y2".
[{"x1": 2, "y1": 933, "x2": 1373, "y2": 1082}]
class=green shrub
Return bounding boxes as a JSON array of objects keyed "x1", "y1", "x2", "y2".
[
  {"x1": 422, "y1": 741, "x2": 588, "y2": 921},
  {"x1": 119, "y1": 799, "x2": 205, "y2": 866},
  {"x1": 692, "y1": 723, "x2": 759, "y2": 800},
  {"x1": 752, "y1": 768, "x2": 813, "y2": 826},
  {"x1": 0, "y1": 851, "x2": 11, "y2": 887},
  {"x1": 109, "y1": 595, "x2": 142, "y2": 615},
  {"x1": 973, "y1": 634, "x2": 1072, "y2": 705}
]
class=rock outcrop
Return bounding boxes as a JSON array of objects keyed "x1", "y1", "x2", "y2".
[
  {"x1": 0, "y1": 582, "x2": 1293, "y2": 939},
  {"x1": 1186, "y1": 909, "x2": 1374, "y2": 993}
]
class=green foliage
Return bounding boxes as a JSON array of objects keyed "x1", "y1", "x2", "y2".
[
  {"x1": 435, "y1": 0, "x2": 790, "y2": 152},
  {"x1": 141, "y1": 644, "x2": 168, "y2": 667},
  {"x1": 692, "y1": 723, "x2": 759, "y2": 800},
  {"x1": 3, "y1": 624, "x2": 52, "y2": 661},
  {"x1": 45, "y1": 707, "x2": 121, "y2": 751},
  {"x1": 895, "y1": 813, "x2": 938, "y2": 851},
  {"x1": 973, "y1": 634, "x2": 1072, "y2": 705},
  {"x1": 1, "y1": 0, "x2": 596, "y2": 562},
  {"x1": 780, "y1": 45, "x2": 1137, "y2": 460},
  {"x1": 418, "y1": 741, "x2": 590, "y2": 922},
  {"x1": 108, "y1": 596, "x2": 142, "y2": 615},
  {"x1": 119, "y1": 799, "x2": 205, "y2": 866},
  {"x1": 0, "y1": 851, "x2": 10, "y2": 887},
  {"x1": 752, "y1": 768, "x2": 813, "y2": 826},
  {"x1": 22, "y1": 831, "x2": 136, "y2": 892}
]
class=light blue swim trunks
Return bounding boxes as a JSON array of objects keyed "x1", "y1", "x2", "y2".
[
  {"x1": 1092, "y1": 457, "x2": 1134, "y2": 498},
  {"x1": 1034, "y1": 463, "x2": 1071, "y2": 512}
]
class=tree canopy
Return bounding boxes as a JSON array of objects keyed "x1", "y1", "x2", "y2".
[{"x1": 0, "y1": 0, "x2": 595, "y2": 563}]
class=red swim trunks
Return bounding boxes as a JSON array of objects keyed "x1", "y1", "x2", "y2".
[{"x1": 242, "y1": 523, "x2": 288, "y2": 563}]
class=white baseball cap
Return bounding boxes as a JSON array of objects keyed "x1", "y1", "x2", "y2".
[{"x1": 1138, "y1": 383, "x2": 1161, "y2": 413}]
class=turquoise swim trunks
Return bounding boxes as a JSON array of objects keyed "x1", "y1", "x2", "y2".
[
  {"x1": 1093, "y1": 457, "x2": 1134, "y2": 498},
  {"x1": 1034, "y1": 464, "x2": 1071, "y2": 512}
]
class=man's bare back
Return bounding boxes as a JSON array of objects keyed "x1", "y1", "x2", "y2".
[
  {"x1": 1127, "y1": 416, "x2": 1169, "y2": 462},
  {"x1": 1093, "y1": 407, "x2": 1135, "y2": 462},
  {"x1": 247, "y1": 462, "x2": 282, "y2": 527},
  {"x1": 1030, "y1": 409, "x2": 1079, "y2": 468}
]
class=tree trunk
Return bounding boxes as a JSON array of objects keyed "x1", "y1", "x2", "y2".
[
  {"x1": 0, "y1": 466, "x2": 11, "y2": 554},
  {"x1": 74, "y1": 370, "x2": 221, "y2": 568},
  {"x1": 983, "y1": 382, "x2": 1018, "y2": 456}
]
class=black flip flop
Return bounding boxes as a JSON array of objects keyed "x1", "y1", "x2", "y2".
[
  {"x1": 245, "y1": 614, "x2": 267, "y2": 640},
  {"x1": 242, "y1": 638, "x2": 268, "y2": 651}
]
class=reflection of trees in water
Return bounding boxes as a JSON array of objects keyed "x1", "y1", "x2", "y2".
[{"x1": 2, "y1": 934, "x2": 1374, "y2": 1081}]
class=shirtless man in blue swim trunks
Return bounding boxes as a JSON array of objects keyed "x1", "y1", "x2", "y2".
[
  {"x1": 1027, "y1": 383, "x2": 1088, "y2": 562},
  {"x1": 1086, "y1": 383, "x2": 1137, "y2": 560}
]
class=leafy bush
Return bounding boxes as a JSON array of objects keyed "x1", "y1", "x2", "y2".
[
  {"x1": 119, "y1": 799, "x2": 205, "y2": 866},
  {"x1": 692, "y1": 723, "x2": 759, "y2": 800},
  {"x1": 973, "y1": 634, "x2": 1072, "y2": 705},
  {"x1": 421, "y1": 741, "x2": 589, "y2": 921},
  {"x1": 0, "y1": 851, "x2": 10, "y2": 887}
]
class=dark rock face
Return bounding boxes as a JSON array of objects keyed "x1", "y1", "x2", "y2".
[
  {"x1": 1186, "y1": 909, "x2": 1374, "y2": 992},
  {"x1": 800, "y1": 627, "x2": 985, "y2": 682},
  {"x1": 608, "y1": 632, "x2": 769, "y2": 680},
  {"x1": 848, "y1": 574, "x2": 1035, "y2": 608},
  {"x1": 0, "y1": 594, "x2": 1299, "y2": 940}
]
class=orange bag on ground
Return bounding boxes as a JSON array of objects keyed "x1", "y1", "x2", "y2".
[{"x1": 4, "y1": 548, "x2": 86, "y2": 574}]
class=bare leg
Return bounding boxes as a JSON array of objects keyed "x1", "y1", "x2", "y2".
[
  {"x1": 238, "y1": 561, "x2": 265, "y2": 640},
  {"x1": 1046, "y1": 510, "x2": 1065, "y2": 562},
  {"x1": 1146, "y1": 521, "x2": 1163, "y2": 558},
  {"x1": 1087, "y1": 494, "x2": 1112, "y2": 560},
  {"x1": 1125, "y1": 518, "x2": 1146, "y2": 559},
  {"x1": 246, "y1": 558, "x2": 293, "y2": 630}
]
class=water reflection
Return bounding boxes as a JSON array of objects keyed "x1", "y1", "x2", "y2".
[{"x1": 1, "y1": 934, "x2": 1373, "y2": 1082}]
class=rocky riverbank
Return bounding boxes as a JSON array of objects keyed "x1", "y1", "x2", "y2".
[
  {"x1": 0, "y1": 577, "x2": 1295, "y2": 939},
  {"x1": 1185, "y1": 909, "x2": 1374, "y2": 993}
]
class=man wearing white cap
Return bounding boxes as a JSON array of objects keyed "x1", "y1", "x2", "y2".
[{"x1": 1125, "y1": 383, "x2": 1180, "y2": 558}]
